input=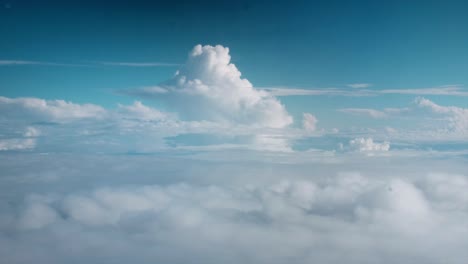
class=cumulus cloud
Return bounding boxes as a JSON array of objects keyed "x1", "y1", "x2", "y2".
[
  {"x1": 125, "y1": 45, "x2": 293, "y2": 128},
  {"x1": 348, "y1": 137, "x2": 390, "y2": 152}
]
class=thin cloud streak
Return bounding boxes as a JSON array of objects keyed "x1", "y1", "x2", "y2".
[
  {"x1": 97, "y1": 61, "x2": 181, "y2": 67},
  {"x1": 0, "y1": 60, "x2": 90, "y2": 67},
  {"x1": 0, "y1": 60, "x2": 181, "y2": 68},
  {"x1": 347, "y1": 83, "x2": 372, "y2": 88},
  {"x1": 381, "y1": 85, "x2": 468, "y2": 96},
  {"x1": 261, "y1": 85, "x2": 468, "y2": 97},
  {"x1": 260, "y1": 87, "x2": 374, "y2": 97}
]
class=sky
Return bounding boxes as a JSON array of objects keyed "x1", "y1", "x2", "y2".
[{"x1": 1, "y1": 1, "x2": 468, "y2": 263}]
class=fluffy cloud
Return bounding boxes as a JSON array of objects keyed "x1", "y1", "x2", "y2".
[
  {"x1": 349, "y1": 137, "x2": 390, "y2": 152},
  {"x1": 126, "y1": 45, "x2": 293, "y2": 128},
  {"x1": 0, "y1": 153, "x2": 468, "y2": 263},
  {"x1": 0, "y1": 96, "x2": 106, "y2": 122}
]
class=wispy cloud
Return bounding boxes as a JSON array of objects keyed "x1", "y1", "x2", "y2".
[
  {"x1": 0, "y1": 60, "x2": 180, "y2": 67},
  {"x1": 261, "y1": 87, "x2": 374, "y2": 97},
  {"x1": 381, "y1": 85, "x2": 468, "y2": 96},
  {"x1": 338, "y1": 108, "x2": 388, "y2": 118},
  {"x1": 118, "y1": 86, "x2": 169, "y2": 97},
  {"x1": 0, "y1": 60, "x2": 88, "y2": 67},
  {"x1": 97, "y1": 61, "x2": 181, "y2": 67},
  {"x1": 347, "y1": 83, "x2": 372, "y2": 89},
  {"x1": 261, "y1": 85, "x2": 468, "y2": 97}
]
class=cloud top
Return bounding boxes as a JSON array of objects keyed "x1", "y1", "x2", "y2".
[{"x1": 152, "y1": 45, "x2": 293, "y2": 128}]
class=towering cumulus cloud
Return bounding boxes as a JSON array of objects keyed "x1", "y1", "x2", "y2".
[{"x1": 158, "y1": 45, "x2": 293, "y2": 128}]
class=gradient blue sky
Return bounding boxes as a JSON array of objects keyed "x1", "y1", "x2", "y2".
[{"x1": 1, "y1": 0, "x2": 467, "y2": 105}]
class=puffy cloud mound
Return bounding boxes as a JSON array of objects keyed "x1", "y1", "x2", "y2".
[
  {"x1": 137, "y1": 45, "x2": 293, "y2": 128},
  {"x1": 349, "y1": 137, "x2": 390, "y2": 152},
  {"x1": 1, "y1": 152, "x2": 468, "y2": 263},
  {"x1": 2, "y1": 170, "x2": 468, "y2": 263}
]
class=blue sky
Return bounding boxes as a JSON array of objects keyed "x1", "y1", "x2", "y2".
[
  {"x1": 1, "y1": 1, "x2": 468, "y2": 263},
  {"x1": 1, "y1": 0, "x2": 467, "y2": 103},
  {"x1": 1, "y1": 0, "x2": 468, "y2": 134}
]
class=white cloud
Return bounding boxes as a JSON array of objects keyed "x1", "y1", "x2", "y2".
[
  {"x1": 261, "y1": 85, "x2": 468, "y2": 97},
  {"x1": 349, "y1": 137, "x2": 390, "y2": 152},
  {"x1": 125, "y1": 45, "x2": 293, "y2": 128},
  {"x1": 0, "y1": 96, "x2": 107, "y2": 122},
  {"x1": 18, "y1": 200, "x2": 58, "y2": 230},
  {"x1": 263, "y1": 87, "x2": 373, "y2": 97},
  {"x1": 3, "y1": 166, "x2": 468, "y2": 263},
  {"x1": 339, "y1": 108, "x2": 387, "y2": 118},
  {"x1": 0, "y1": 138, "x2": 36, "y2": 151},
  {"x1": 0, "y1": 60, "x2": 86, "y2": 67},
  {"x1": 347, "y1": 83, "x2": 372, "y2": 89},
  {"x1": 24, "y1": 127, "x2": 40, "y2": 137},
  {"x1": 119, "y1": 86, "x2": 169, "y2": 97},
  {"x1": 98, "y1": 61, "x2": 180, "y2": 67},
  {"x1": 117, "y1": 101, "x2": 168, "y2": 121},
  {"x1": 302, "y1": 113, "x2": 318, "y2": 132},
  {"x1": 1, "y1": 150, "x2": 468, "y2": 263},
  {"x1": 0, "y1": 60, "x2": 41, "y2": 65},
  {"x1": 382, "y1": 85, "x2": 468, "y2": 96},
  {"x1": 415, "y1": 97, "x2": 468, "y2": 133}
]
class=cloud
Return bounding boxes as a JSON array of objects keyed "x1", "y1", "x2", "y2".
[
  {"x1": 0, "y1": 60, "x2": 87, "y2": 67},
  {"x1": 302, "y1": 113, "x2": 318, "y2": 132},
  {"x1": 0, "y1": 96, "x2": 107, "y2": 122},
  {"x1": 263, "y1": 87, "x2": 373, "y2": 97},
  {"x1": 339, "y1": 108, "x2": 387, "y2": 118},
  {"x1": 124, "y1": 45, "x2": 293, "y2": 128},
  {"x1": 347, "y1": 83, "x2": 372, "y2": 89},
  {"x1": 0, "y1": 60, "x2": 41, "y2": 65},
  {"x1": 2, "y1": 158, "x2": 468, "y2": 263},
  {"x1": 415, "y1": 97, "x2": 468, "y2": 134},
  {"x1": 382, "y1": 85, "x2": 468, "y2": 96},
  {"x1": 97, "y1": 61, "x2": 180, "y2": 67},
  {"x1": 18, "y1": 198, "x2": 59, "y2": 230},
  {"x1": 0, "y1": 60, "x2": 179, "y2": 68},
  {"x1": 117, "y1": 101, "x2": 168, "y2": 121},
  {"x1": 262, "y1": 85, "x2": 468, "y2": 97},
  {"x1": 24, "y1": 127, "x2": 41, "y2": 137},
  {"x1": 0, "y1": 138, "x2": 35, "y2": 151},
  {"x1": 119, "y1": 86, "x2": 169, "y2": 97},
  {"x1": 348, "y1": 137, "x2": 390, "y2": 152}
]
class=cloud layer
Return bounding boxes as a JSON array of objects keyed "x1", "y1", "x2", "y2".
[{"x1": 1, "y1": 153, "x2": 468, "y2": 264}]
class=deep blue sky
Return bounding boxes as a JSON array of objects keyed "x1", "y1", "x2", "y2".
[{"x1": 1, "y1": 0, "x2": 467, "y2": 110}]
